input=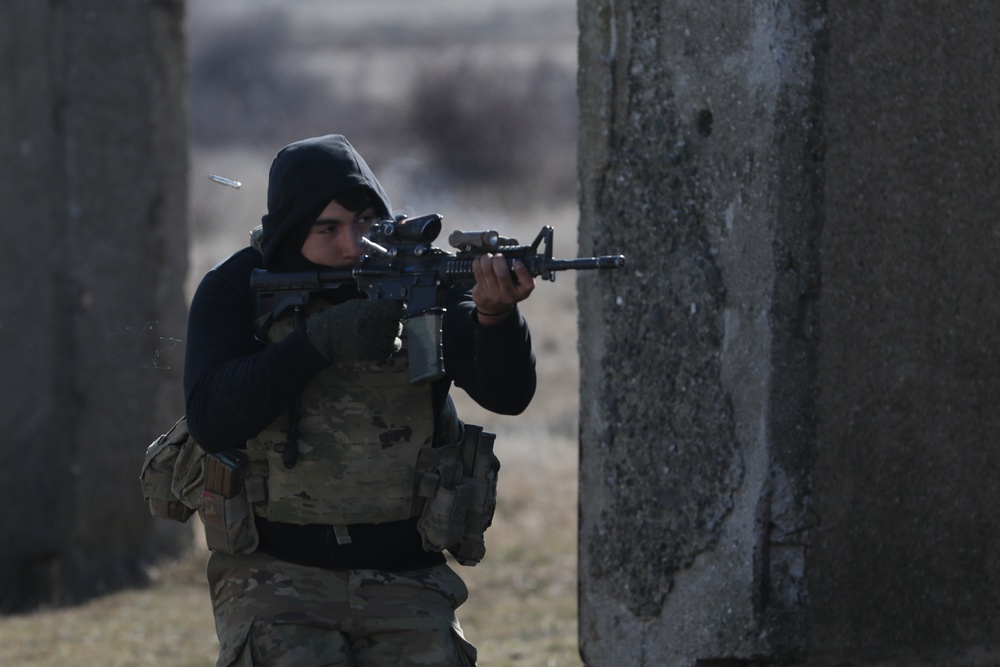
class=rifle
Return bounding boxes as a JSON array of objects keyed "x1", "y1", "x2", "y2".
[{"x1": 250, "y1": 213, "x2": 625, "y2": 383}]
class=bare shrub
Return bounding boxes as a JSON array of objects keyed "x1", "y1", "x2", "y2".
[
  {"x1": 188, "y1": 10, "x2": 340, "y2": 148},
  {"x1": 406, "y1": 56, "x2": 577, "y2": 204},
  {"x1": 188, "y1": 5, "x2": 578, "y2": 210}
]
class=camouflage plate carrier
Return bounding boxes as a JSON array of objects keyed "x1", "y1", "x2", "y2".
[{"x1": 140, "y1": 301, "x2": 500, "y2": 566}]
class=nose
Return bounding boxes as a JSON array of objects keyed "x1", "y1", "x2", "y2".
[{"x1": 343, "y1": 227, "x2": 363, "y2": 260}]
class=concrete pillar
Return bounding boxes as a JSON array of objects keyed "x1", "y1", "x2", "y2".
[
  {"x1": 0, "y1": 0, "x2": 189, "y2": 611},
  {"x1": 577, "y1": 1, "x2": 1000, "y2": 665}
]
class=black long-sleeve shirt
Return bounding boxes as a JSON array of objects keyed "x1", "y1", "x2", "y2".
[{"x1": 183, "y1": 245, "x2": 536, "y2": 569}]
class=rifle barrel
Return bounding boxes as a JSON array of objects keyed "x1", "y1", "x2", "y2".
[{"x1": 545, "y1": 256, "x2": 626, "y2": 271}]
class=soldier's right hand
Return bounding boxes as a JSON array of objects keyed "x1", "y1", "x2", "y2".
[{"x1": 305, "y1": 298, "x2": 404, "y2": 362}]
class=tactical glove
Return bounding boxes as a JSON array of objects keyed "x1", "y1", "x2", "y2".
[{"x1": 305, "y1": 298, "x2": 404, "y2": 362}]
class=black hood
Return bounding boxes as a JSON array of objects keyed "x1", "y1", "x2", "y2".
[{"x1": 259, "y1": 134, "x2": 391, "y2": 269}]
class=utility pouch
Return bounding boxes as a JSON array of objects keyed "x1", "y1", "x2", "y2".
[
  {"x1": 201, "y1": 451, "x2": 259, "y2": 554},
  {"x1": 417, "y1": 458, "x2": 472, "y2": 554},
  {"x1": 416, "y1": 424, "x2": 500, "y2": 566},
  {"x1": 139, "y1": 417, "x2": 206, "y2": 522},
  {"x1": 449, "y1": 425, "x2": 499, "y2": 566}
]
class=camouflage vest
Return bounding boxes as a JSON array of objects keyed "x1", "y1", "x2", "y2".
[{"x1": 246, "y1": 299, "x2": 436, "y2": 527}]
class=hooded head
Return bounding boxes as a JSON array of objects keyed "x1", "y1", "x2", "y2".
[{"x1": 260, "y1": 135, "x2": 391, "y2": 269}]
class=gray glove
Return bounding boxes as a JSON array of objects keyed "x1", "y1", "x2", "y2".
[{"x1": 305, "y1": 298, "x2": 404, "y2": 362}]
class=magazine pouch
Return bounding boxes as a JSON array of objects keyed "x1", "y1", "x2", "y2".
[
  {"x1": 201, "y1": 452, "x2": 259, "y2": 555},
  {"x1": 417, "y1": 424, "x2": 499, "y2": 566},
  {"x1": 139, "y1": 417, "x2": 205, "y2": 522}
]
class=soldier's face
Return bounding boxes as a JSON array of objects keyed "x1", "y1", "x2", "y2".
[{"x1": 300, "y1": 199, "x2": 377, "y2": 268}]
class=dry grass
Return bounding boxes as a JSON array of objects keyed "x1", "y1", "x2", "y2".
[{"x1": 0, "y1": 559, "x2": 217, "y2": 666}]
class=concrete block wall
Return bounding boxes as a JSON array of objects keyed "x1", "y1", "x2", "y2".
[
  {"x1": 0, "y1": 0, "x2": 190, "y2": 611},
  {"x1": 577, "y1": 1, "x2": 1000, "y2": 665}
]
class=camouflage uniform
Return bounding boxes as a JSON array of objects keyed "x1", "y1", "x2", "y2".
[
  {"x1": 179, "y1": 135, "x2": 536, "y2": 667},
  {"x1": 201, "y1": 306, "x2": 479, "y2": 667},
  {"x1": 208, "y1": 549, "x2": 476, "y2": 667}
]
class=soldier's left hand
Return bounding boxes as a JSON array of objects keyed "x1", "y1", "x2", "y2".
[{"x1": 471, "y1": 253, "x2": 535, "y2": 325}]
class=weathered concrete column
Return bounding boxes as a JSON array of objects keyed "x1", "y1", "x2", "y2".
[
  {"x1": 810, "y1": 3, "x2": 1000, "y2": 664},
  {"x1": 578, "y1": 1, "x2": 1000, "y2": 665},
  {"x1": 0, "y1": 0, "x2": 189, "y2": 611}
]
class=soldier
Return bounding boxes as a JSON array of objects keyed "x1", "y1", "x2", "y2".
[{"x1": 183, "y1": 134, "x2": 537, "y2": 666}]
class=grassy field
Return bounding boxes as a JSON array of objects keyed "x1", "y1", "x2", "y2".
[{"x1": 0, "y1": 1, "x2": 586, "y2": 664}]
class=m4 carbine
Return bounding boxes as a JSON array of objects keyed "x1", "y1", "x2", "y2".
[{"x1": 250, "y1": 213, "x2": 625, "y2": 383}]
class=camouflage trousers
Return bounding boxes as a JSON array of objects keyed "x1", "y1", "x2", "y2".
[{"x1": 207, "y1": 549, "x2": 477, "y2": 667}]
